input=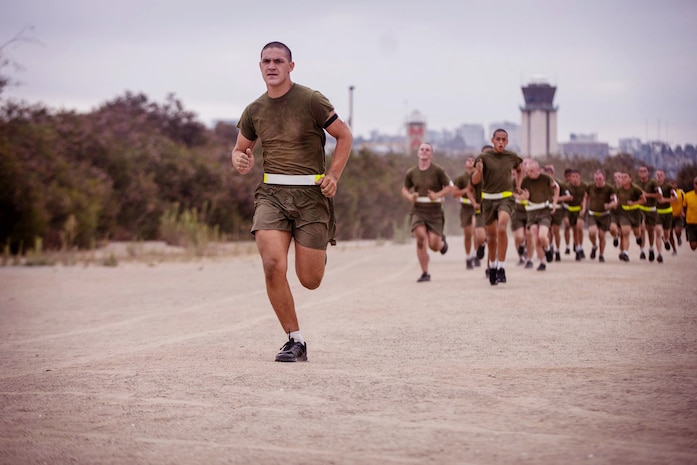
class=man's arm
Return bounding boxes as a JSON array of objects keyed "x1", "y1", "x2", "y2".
[
  {"x1": 321, "y1": 111, "x2": 353, "y2": 198},
  {"x1": 471, "y1": 159, "x2": 483, "y2": 185},
  {"x1": 231, "y1": 133, "x2": 256, "y2": 175}
]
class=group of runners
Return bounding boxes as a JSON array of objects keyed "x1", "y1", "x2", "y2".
[{"x1": 402, "y1": 129, "x2": 696, "y2": 286}]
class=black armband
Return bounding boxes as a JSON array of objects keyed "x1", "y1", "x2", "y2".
[{"x1": 323, "y1": 114, "x2": 339, "y2": 129}]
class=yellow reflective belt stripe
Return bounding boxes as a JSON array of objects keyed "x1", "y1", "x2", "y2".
[
  {"x1": 567, "y1": 205, "x2": 582, "y2": 212},
  {"x1": 622, "y1": 204, "x2": 639, "y2": 211},
  {"x1": 657, "y1": 207, "x2": 672, "y2": 214},
  {"x1": 263, "y1": 173, "x2": 325, "y2": 185},
  {"x1": 482, "y1": 191, "x2": 513, "y2": 200},
  {"x1": 461, "y1": 198, "x2": 472, "y2": 205},
  {"x1": 638, "y1": 205, "x2": 656, "y2": 212}
]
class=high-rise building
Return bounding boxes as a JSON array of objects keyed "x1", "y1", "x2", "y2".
[
  {"x1": 520, "y1": 77, "x2": 558, "y2": 157},
  {"x1": 455, "y1": 124, "x2": 486, "y2": 150},
  {"x1": 488, "y1": 121, "x2": 521, "y2": 153}
]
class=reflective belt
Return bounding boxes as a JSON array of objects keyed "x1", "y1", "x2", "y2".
[
  {"x1": 589, "y1": 210, "x2": 610, "y2": 217},
  {"x1": 263, "y1": 173, "x2": 325, "y2": 185},
  {"x1": 416, "y1": 196, "x2": 444, "y2": 204},
  {"x1": 482, "y1": 191, "x2": 513, "y2": 200},
  {"x1": 460, "y1": 198, "x2": 472, "y2": 205},
  {"x1": 622, "y1": 204, "x2": 640, "y2": 211},
  {"x1": 657, "y1": 206, "x2": 673, "y2": 214},
  {"x1": 516, "y1": 198, "x2": 528, "y2": 206},
  {"x1": 567, "y1": 205, "x2": 582, "y2": 212},
  {"x1": 525, "y1": 201, "x2": 549, "y2": 211},
  {"x1": 639, "y1": 205, "x2": 656, "y2": 212}
]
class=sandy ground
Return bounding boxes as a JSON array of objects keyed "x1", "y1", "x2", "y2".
[{"x1": 1, "y1": 235, "x2": 696, "y2": 465}]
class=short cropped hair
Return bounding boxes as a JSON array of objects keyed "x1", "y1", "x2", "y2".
[{"x1": 261, "y1": 41, "x2": 292, "y2": 61}]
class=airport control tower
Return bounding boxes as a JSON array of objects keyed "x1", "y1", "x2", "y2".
[{"x1": 520, "y1": 77, "x2": 558, "y2": 157}]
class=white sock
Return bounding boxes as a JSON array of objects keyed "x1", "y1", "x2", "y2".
[{"x1": 289, "y1": 331, "x2": 305, "y2": 344}]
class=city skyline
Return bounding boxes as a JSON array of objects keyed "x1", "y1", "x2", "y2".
[{"x1": 2, "y1": 1, "x2": 696, "y2": 147}]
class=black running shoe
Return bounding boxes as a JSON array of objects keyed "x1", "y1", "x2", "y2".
[
  {"x1": 613, "y1": 237, "x2": 619, "y2": 247},
  {"x1": 545, "y1": 248, "x2": 554, "y2": 262},
  {"x1": 640, "y1": 251, "x2": 646, "y2": 260},
  {"x1": 636, "y1": 237, "x2": 642, "y2": 246},
  {"x1": 440, "y1": 235, "x2": 448, "y2": 255},
  {"x1": 599, "y1": 255, "x2": 605, "y2": 263},
  {"x1": 619, "y1": 252, "x2": 630, "y2": 262},
  {"x1": 537, "y1": 263, "x2": 546, "y2": 271},
  {"x1": 525, "y1": 260, "x2": 534, "y2": 269},
  {"x1": 665, "y1": 241, "x2": 671, "y2": 251},
  {"x1": 466, "y1": 259, "x2": 473, "y2": 270},
  {"x1": 476, "y1": 244, "x2": 486, "y2": 260},
  {"x1": 275, "y1": 338, "x2": 307, "y2": 362},
  {"x1": 488, "y1": 267, "x2": 498, "y2": 286},
  {"x1": 649, "y1": 250, "x2": 655, "y2": 262},
  {"x1": 473, "y1": 257, "x2": 481, "y2": 267},
  {"x1": 565, "y1": 247, "x2": 570, "y2": 255},
  {"x1": 575, "y1": 250, "x2": 582, "y2": 261},
  {"x1": 496, "y1": 268, "x2": 507, "y2": 284},
  {"x1": 417, "y1": 272, "x2": 431, "y2": 282},
  {"x1": 555, "y1": 251, "x2": 561, "y2": 262},
  {"x1": 657, "y1": 254, "x2": 663, "y2": 263},
  {"x1": 590, "y1": 247, "x2": 597, "y2": 260}
]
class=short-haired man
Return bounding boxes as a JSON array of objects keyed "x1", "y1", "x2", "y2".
[
  {"x1": 585, "y1": 170, "x2": 617, "y2": 263},
  {"x1": 472, "y1": 129, "x2": 523, "y2": 285}
]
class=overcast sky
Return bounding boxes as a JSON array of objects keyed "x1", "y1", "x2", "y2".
[{"x1": 2, "y1": 0, "x2": 696, "y2": 147}]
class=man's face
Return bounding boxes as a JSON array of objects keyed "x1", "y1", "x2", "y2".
[
  {"x1": 638, "y1": 167, "x2": 649, "y2": 181},
  {"x1": 526, "y1": 164, "x2": 540, "y2": 179},
  {"x1": 594, "y1": 172, "x2": 605, "y2": 187},
  {"x1": 656, "y1": 170, "x2": 665, "y2": 184},
  {"x1": 418, "y1": 143, "x2": 433, "y2": 161},
  {"x1": 622, "y1": 173, "x2": 631, "y2": 187},
  {"x1": 465, "y1": 156, "x2": 475, "y2": 170},
  {"x1": 491, "y1": 131, "x2": 508, "y2": 153},
  {"x1": 614, "y1": 172, "x2": 623, "y2": 185},
  {"x1": 260, "y1": 47, "x2": 294, "y2": 87},
  {"x1": 570, "y1": 172, "x2": 581, "y2": 186}
]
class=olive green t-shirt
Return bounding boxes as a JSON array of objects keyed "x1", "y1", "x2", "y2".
[
  {"x1": 521, "y1": 173, "x2": 554, "y2": 204},
  {"x1": 237, "y1": 83, "x2": 334, "y2": 175},
  {"x1": 453, "y1": 171, "x2": 473, "y2": 203},
  {"x1": 404, "y1": 163, "x2": 451, "y2": 195},
  {"x1": 566, "y1": 182, "x2": 587, "y2": 207},
  {"x1": 474, "y1": 150, "x2": 522, "y2": 194},
  {"x1": 617, "y1": 184, "x2": 643, "y2": 206},
  {"x1": 586, "y1": 184, "x2": 615, "y2": 212},
  {"x1": 636, "y1": 178, "x2": 659, "y2": 207}
]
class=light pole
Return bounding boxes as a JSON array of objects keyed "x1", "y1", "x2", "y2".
[{"x1": 348, "y1": 85, "x2": 355, "y2": 130}]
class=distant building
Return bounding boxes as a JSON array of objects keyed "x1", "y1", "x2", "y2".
[
  {"x1": 520, "y1": 77, "x2": 558, "y2": 157},
  {"x1": 488, "y1": 121, "x2": 521, "y2": 153},
  {"x1": 455, "y1": 124, "x2": 486, "y2": 150},
  {"x1": 619, "y1": 137, "x2": 642, "y2": 155},
  {"x1": 559, "y1": 133, "x2": 609, "y2": 159}
]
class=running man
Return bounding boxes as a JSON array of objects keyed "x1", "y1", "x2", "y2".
[
  {"x1": 471, "y1": 129, "x2": 523, "y2": 285},
  {"x1": 402, "y1": 142, "x2": 452, "y2": 282},
  {"x1": 616, "y1": 172, "x2": 646, "y2": 262},
  {"x1": 585, "y1": 170, "x2": 617, "y2": 263},
  {"x1": 452, "y1": 155, "x2": 478, "y2": 269},
  {"x1": 636, "y1": 165, "x2": 661, "y2": 261},
  {"x1": 232, "y1": 41, "x2": 353, "y2": 362},
  {"x1": 520, "y1": 160, "x2": 558, "y2": 270},
  {"x1": 684, "y1": 176, "x2": 697, "y2": 251},
  {"x1": 655, "y1": 169, "x2": 674, "y2": 262}
]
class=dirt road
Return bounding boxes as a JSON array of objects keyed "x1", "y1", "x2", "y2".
[{"x1": 1, "y1": 237, "x2": 696, "y2": 464}]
